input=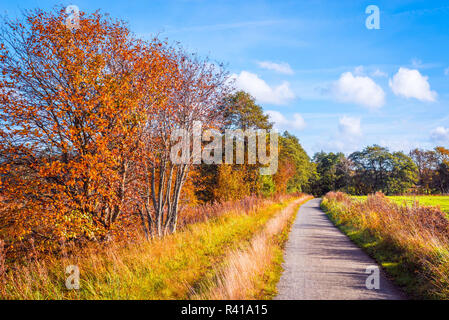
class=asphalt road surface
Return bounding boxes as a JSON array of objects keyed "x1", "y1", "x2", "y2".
[{"x1": 275, "y1": 198, "x2": 406, "y2": 300}]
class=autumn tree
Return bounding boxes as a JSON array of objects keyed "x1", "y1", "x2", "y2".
[
  {"x1": 0, "y1": 8, "x2": 158, "y2": 246},
  {"x1": 273, "y1": 159, "x2": 295, "y2": 194},
  {"x1": 213, "y1": 164, "x2": 250, "y2": 201},
  {"x1": 135, "y1": 49, "x2": 231, "y2": 238}
]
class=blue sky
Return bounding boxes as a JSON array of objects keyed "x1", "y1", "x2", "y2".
[{"x1": 2, "y1": 0, "x2": 449, "y2": 156}]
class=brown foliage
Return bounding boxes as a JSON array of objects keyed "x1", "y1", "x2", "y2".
[
  {"x1": 273, "y1": 159, "x2": 295, "y2": 194},
  {"x1": 0, "y1": 7, "x2": 231, "y2": 254}
]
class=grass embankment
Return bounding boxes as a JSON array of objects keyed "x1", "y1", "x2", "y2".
[
  {"x1": 192, "y1": 196, "x2": 312, "y2": 300},
  {"x1": 322, "y1": 192, "x2": 449, "y2": 299},
  {"x1": 0, "y1": 194, "x2": 310, "y2": 299},
  {"x1": 353, "y1": 195, "x2": 449, "y2": 214}
]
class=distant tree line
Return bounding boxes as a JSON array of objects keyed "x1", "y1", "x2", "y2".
[
  {"x1": 190, "y1": 93, "x2": 449, "y2": 199},
  {"x1": 216, "y1": 99, "x2": 449, "y2": 197},
  {"x1": 309, "y1": 145, "x2": 449, "y2": 196}
]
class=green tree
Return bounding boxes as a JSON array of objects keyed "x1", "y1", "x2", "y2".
[
  {"x1": 349, "y1": 145, "x2": 417, "y2": 195},
  {"x1": 278, "y1": 132, "x2": 314, "y2": 193},
  {"x1": 221, "y1": 91, "x2": 272, "y2": 130},
  {"x1": 387, "y1": 151, "x2": 418, "y2": 194},
  {"x1": 311, "y1": 151, "x2": 348, "y2": 195},
  {"x1": 350, "y1": 145, "x2": 392, "y2": 194},
  {"x1": 195, "y1": 91, "x2": 273, "y2": 202}
]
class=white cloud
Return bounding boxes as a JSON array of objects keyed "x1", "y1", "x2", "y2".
[
  {"x1": 231, "y1": 71, "x2": 295, "y2": 105},
  {"x1": 431, "y1": 126, "x2": 449, "y2": 142},
  {"x1": 445, "y1": 67, "x2": 449, "y2": 76},
  {"x1": 411, "y1": 58, "x2": 422, "y2": 68},
  {"x1": 313, "y1": 117, "x2": 363, "y2": 154},
  {"x1": 354, "y1": 66, "x2": 388, "y2": 78},
  {"x1": 258, "y1": 61, "x2": 294, "y2": 75},
  {"x1": 333, "y1": 72, "x2": 385, "y2": 109},
  {"x1": 338, "y1": 116, "x2": 362, "y2": 137},
  {"x1": 371, "y1": 69, "x2": 388, "y2": 77},
  {"x1": 266, "y1": 110, "x2": 306, "y2": 131},
  {"x1": 389, "y1": 67, "x2": 437, "y2": 102},
  {"x1": 354, "y1": 66, "x2": 364, "y2": 76},
  {"x1": 378, "y1": 138, "x2": 429, "y2": 153}
]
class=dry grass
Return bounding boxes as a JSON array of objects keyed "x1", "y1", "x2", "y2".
[
  {"x1": 191, "y1": 195, "x2": 312, "y2": 300},
  {"x1": 178, "y1": 194, "x2": 293, "y2": 228},
  {"x1": 322, "y1": 191, "x2": 449, "y2": 299},
  {"x1": 0, "y1": 194, "x2": 293, "y2": 262},
  {"x1": 0, "y1": 194, "x2": 306, "y2": 299}
]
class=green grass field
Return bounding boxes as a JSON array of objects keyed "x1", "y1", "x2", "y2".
[{"x1": 352, "y1": 195, "x2": 449, "y2": 213}]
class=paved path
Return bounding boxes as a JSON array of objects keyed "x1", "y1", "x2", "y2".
[{"x1": 275, "y1": 198, "x2": 406, "y2": 300}]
